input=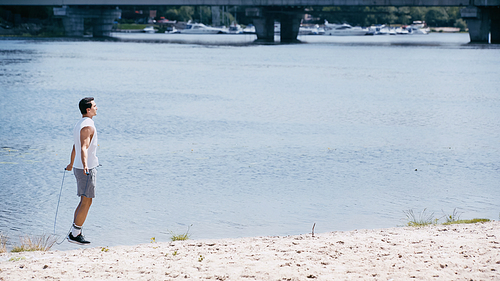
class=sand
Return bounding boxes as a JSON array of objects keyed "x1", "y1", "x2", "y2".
[{"x1": 1, "y1": 221, "x2": 499, "y2": 280}]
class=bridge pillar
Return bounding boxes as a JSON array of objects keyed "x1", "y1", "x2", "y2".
[
  {"x1": 491, "y1": 8, "x2": 500, "y2": 44},
  {"x1": 280, "y1": 9, "x2": 302, "y2": 43},
  {"x1": 91, "y1": 9, "x2": 121, "y2": 37},
  {"x1": 461, "y1": 6, "x2": 490, "y2": 43},
  {"x1": 54, "y1": 7, "x2": 85, "y2": 36},
  {"x1": 61, "y1": 16, "x2": 84, "y2": 37},
  {"x1": 247, "y1": 7, "x2": 304, "y2": 43},
  {"x1": 54, "y1": 6, "x2": 121, "y2": 37},
  {"x1": 212, "y1": 6, "x2": 221, "y2": 27},
  {"x1": 253, "y1": 16, "x2": 275, "y2": 42},
  {"x1": 247, "y1": 7, "x2": 274, "y2": 42}
]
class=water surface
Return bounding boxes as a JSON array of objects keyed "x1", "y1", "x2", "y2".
[{"x1": 1, "y1": 33, "x2": 499, "y2": 251}]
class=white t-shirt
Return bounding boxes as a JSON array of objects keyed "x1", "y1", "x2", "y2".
[{"x1": 73, "y1": 117, "x2": 99, "y2": 169}]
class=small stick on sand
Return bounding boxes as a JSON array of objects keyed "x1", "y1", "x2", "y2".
[{"x1": 312, "y1": 223, "x2": 316, "y2": 237}]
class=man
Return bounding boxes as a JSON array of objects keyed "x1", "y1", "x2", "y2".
[{"x1": 65, "y1": 97, "x2": 99, "y2": 245}]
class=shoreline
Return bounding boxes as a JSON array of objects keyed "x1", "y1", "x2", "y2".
[{"x1": 1, "y1": 221, "x2": 499, "y2": 280}]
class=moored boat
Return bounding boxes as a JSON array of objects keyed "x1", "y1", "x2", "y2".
[
  {"x1": 405, "y1": 21, "x2": 431, "y2": 35},
  {"x1": 242, "y1": 24, "x2": 256, "y2": 34},
  {"x1": 228, "y1": 22, "x2": 243, "y2": 34},
  {"x1": 180, "y1": 22, "x2": 227, "y2": 34},
  {"x1": 143, "y1": 26, "x2": 155, "y2": 33},
  {"x1": 299, "y1": 24, "x2": 325, "y2": 35},
  {"x1": 323, "y1": 21, "x2": 368, "y2": 36}
]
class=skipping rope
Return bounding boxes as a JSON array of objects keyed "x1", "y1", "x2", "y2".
[
  {"x1": 53, "y1": 168, "x2": 67, "y2": 235},
  {"x1": 54, "y1": 168, "x2": 90, "y2": 245}
]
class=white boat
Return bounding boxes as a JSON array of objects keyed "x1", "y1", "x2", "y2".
[
  {"x1": 180, "y1": 22, "x2": 227, "y2": 34},
  {"x1": 369, "y1": 25, "x2": 390, "y2": 35},
  {"x1": 299, "y1": 24, "x2": 324, "y2": 35},
  {"x1": 395, "y1": 27, "x2": 410, "y2": 35},
  {"x1": 323, "y1": 21, "x2": 368, "y2": 36},
  {"x1": 228, "y1": 22, "x2": 243, "y2": 34},
  {"x1": 242, "y1": 24, "x2": 255, "y2": 34},
  {"x1": 157, "y1": 19, "x2": 178, "y2": 33},
  {"x1": 407, "y1": 27, "x2": 429, "y2": 34},
  {"x1": 367, "y1": 25, "x2": 400, "y2": 35},
  {"x1": 407, "y1": 26, "x2": 430, "y2": 35},
  {"x1": 368, "y1": 24, "x2": 427, "y2": 35},
  {"x1": 143, "y1": 26, "x2": 155, "y2": 33},
  {"x1": 164, "y1": 26, "x2": 178, "y2": 34},
  {"x1": 406, "y1": 21, "x2": 430, "y2": 35},
  {"x1": 299, "y1": 26, "x2": 314, "y2": 35}
]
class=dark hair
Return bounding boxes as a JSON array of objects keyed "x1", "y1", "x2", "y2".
[{"x1": 79, "y1": 97, "x2": 94, "y2": 115}]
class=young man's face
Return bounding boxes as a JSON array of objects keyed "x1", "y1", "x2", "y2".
[{"x1": 87, "y1": 100, "x2": 97, "y2": 117}]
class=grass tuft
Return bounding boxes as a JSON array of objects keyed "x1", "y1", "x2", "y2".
[
  {"x1": 405, "y1": 208, "x2": 491, "y2": 227},
  {"x1": 443, "y1": 208, "x2": 461, "y2": 223},
  {"x1": 404, "y1": 208, "x2": 437, "y2": 227},
  {"x1": 170, "y1": 225, "x2": 192, "y2": 241},
  {"x1": 11, "y1": 234, "x2": 56, "y2": 252}
]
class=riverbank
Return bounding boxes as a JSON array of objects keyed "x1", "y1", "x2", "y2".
[
  {"x1": 0, "y1": 22, "x2": 64, "y2": 37},
  {"x1": 1, "y1": 221, "x2": 498, "y2": 280}
]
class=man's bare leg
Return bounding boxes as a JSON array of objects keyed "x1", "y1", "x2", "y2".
[
  {"x1": 68, "y1": 196, "x2": 92, "y2": 244},
  {"x1": 74, "y1": 196, "x2": 92, "y2": 226}
]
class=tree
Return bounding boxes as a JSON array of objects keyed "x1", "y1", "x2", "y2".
[
  {"x1": 409, "y1": 7, "x2": 427, "y2": 23},
  {"x1": 425, "y1": 7, "x2": 449, "y2": 27},
  {"x1": 454, "y1": 18, "x2": 467, "y2": 31},
  {"x1": 177, "y1": 6, "x2": 194, "y2": 22}
]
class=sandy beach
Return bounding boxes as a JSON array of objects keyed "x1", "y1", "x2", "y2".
[{"x1": 1, "y1": 221, "x2": 499, "y2": 280}]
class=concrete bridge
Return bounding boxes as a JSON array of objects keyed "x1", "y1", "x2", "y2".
[{"x1": 1, "y1": 0, "x2": 499, "y2": 43}]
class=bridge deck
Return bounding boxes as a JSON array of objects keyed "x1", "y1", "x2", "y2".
[{"x1": 2, "y1": 0, "x2": 499, "y2": 7}]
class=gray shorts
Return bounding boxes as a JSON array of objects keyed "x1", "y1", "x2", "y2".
[{"x1": 74, "y1": 167, "x2": 97, "y2": 198}]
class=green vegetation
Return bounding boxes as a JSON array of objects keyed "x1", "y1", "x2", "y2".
[
  {"x1": 114, "y1": 23, "x2": 149, "y2": 30},
  {"x1": 150, "y1": 237, "x2": 159, "y2": 249},
  {"x1": 0, "y1": 7, "x2": 65, "y2": 36},
  {"x1": 404, "y1": 208, "x2": 438, "y2": 227},
  {"x1": 443, "y1": 208, "x2": 461, "y2": 223},
  {"x1": 170, "y1": 232, "x2": 190, "y2": 241},
  {"x1": 443, "y1": 218, "x2": 490, "y2": 225},
  {"x1": 3, "y1": 5, "x2": 465, "y2": 29},
  {"x1": 404, "y1": 208, "x2": 491, "y2": 227},
  {"x1": 454, "y1": 18, "x2": 468, "y2": 32},
  {"x1": 10, "y1": 234, "x2": 56, "y2": 253},
  {"x1": 169, "y1": 225, "x2": 192, "y2": 241},
  {"x1": 318, "y1": 6, "x2": 465, "y2": 28},
  {"x1": 126, "y1": 6, "x2": 236, "y2": 26},
  {"x1": 441, "y1": 208, "x2": 491, "y2": 225},
  {"x1": 119, "y1": 6, "x2": 465, "y2": 28}
]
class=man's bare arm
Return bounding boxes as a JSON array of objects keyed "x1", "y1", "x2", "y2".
[
  {"x1": 80, "y1": 126, "x2": 94, "y2": 175},
  {"x1": 66, "y1": 145, "x2": 76, "y2": 171}
]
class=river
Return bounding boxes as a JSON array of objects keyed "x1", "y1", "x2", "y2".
[{"x1": 0, "y1": 33, "x2": 499, "y2": 251}]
